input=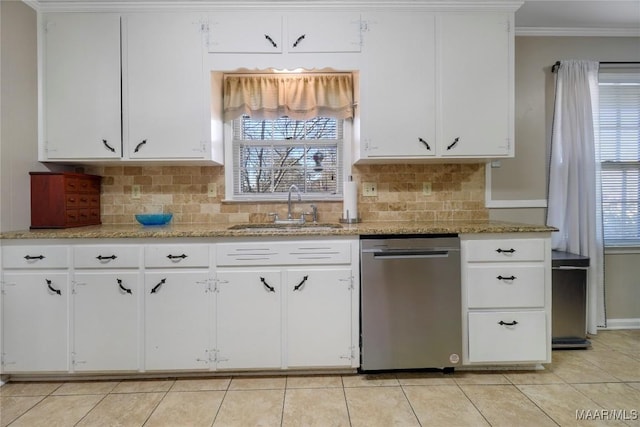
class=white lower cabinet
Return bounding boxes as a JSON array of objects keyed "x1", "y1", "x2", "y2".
[
  {"x1": 0, "y1": 238, "x2": 359, "y2": 375},
  {"x1": 144, "y1": 271, "x2": 213, "y2": 371},
  {"x1": 1, "y1": 272, "x2": 69, "y2": 372},
  {"x1": 286, "y1": 267, "x2": 354, "y2": 368},
  {"x1": 461, "y1": 233, "x2": 552, "y2": 365},
  {"x1": 72, "y1": 272, "x2": 139, "y2": 371},
  {"x1": 215, "y1": 270, "x2": 282, "y2": 370},
  {"x1": 214, "y1": 238, "x2": 359, "y2": 370},
  {"x1": 215, "y1": 266, "x2": 356, "y2": 370}
]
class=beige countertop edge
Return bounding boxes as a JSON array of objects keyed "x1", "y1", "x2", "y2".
[{"x1": 0, "y1": 221, "x2": 557, "y2": 240}]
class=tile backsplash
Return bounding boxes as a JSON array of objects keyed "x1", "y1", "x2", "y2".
[{"x1": 84, "y1": 163, "x2": 488, "y2": 225}]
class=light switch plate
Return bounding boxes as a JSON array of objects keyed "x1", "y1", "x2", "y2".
[
  {"x1": 131, "y1": 185, "x2": 141, "y2": 199},
  {"x1": 363, "y1": 182, "x2": 377, "y2": 197},
  {"x1": 207, "y1": 183, "x2": 217, "y2": 198},
  {"x1": 422, "y1": 182, "x2": 432, "y2": 196}
]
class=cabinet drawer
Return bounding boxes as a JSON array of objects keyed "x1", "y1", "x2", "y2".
[
  {"x1": 74, "y1": 246, "x2": 140, "y2": 268},
  {"x1": 216, "y1": 241, "x2": 351, "y2": 266},
  {"x1": 144, "y1": 244, "x2": 210, "y2": 268},
  {"x1": 468, "y1": 311, "x2": 547, "y2": 363},
  {"x1": 466, "y1": 265, "x2": 545, "y2": 308},
  {"x1": 465, "y1": 239, "x2": 545, "y2": 262},
  {"x1": 2, "y1": 246, "x2": 69, "y2": 269}
]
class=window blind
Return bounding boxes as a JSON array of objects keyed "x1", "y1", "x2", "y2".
[
  {"x1": 232, "y1": 115, "x2": 343, "y2": 200},
  {"x1": 599, "y1": 72, "x2": 640, "y2": 246}
]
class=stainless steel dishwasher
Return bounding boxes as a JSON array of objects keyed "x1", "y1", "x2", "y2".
[{"x1": 360, "y1": 235, "x2": 461, "y2": 371}]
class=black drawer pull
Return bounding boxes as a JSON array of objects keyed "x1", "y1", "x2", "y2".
[
  {"x1": 264, "y1": 34, "x2": 277, "y2": 48},
  {"x1": 446, "y1": 137, "x2": 459, "y2": 150},
  {"x1": 46, "y1": 279, "x2": 61, "y2": 295},
  {"x1": 167, "y1": 254, "x2": 188, "y2": 260},
  {"x1": 419, "y1": 137, "x2": 431, "y2": 150},
  {"x1": 151, "y1": 278, "x2": 166, "y2": 294},
  {"x1": 496, "y1": 248, "x2": 516, "y2": 254},
  {"x1": 497, "y1": 275, "x2": 517, "y2": 281},
  {"x1": 293, "y1": 275, "x2": 309, "y2": 291},
  {"x1": 96, "y1": 255, "x2": 117, "y2": 261},
  {"x1": 102, "y1": 139, "x2": 116, "y2": 152},
  {"x1": 134, "y1": 139, "x2": 147, "y2": 153},
  {"x1": 117, "y1": 278, "x2": 132, "y2": 294},
  {"x1": 293, "y1": 34, "x2": 305, "y2": 48},
  {"x1": 24, "y1": 255, "x2": 45, "y2": 260},
  {"x1": 260, "y1": 277, "x2": 275, "y2": 293},
  {"x1": 498, "y1": 320, "x2": 518, "y2": 326}
]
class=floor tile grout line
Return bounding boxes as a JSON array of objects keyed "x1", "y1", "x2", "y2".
[
  {"x1": 71, "y1": 390, "x2": 111, "y2": 427},
  {"x1": 140, "y1": 384, "x2": 172, "y2": 427},
  {"x1": 509, "y1": 383, "x2": 563, "y2": 427},
  {"x1": 398, "y1": 382, "x2": 423, "y2": 427},
  {"x1": 280, "y1": 376, "x2": 288, "y2": 427},
  {"x1": 340, "y1": 375, "x2": 354, "y2": 427},
  {"x1": 1, "y1": 393, "x2": 47, "y2": 426},
  {"x1": 454, "y1": 381, "x2": 495, "y2": 427}
]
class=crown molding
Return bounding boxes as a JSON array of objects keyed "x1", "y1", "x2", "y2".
[
  {"x1": 516, "y1": 26, "x2": 640, "y2": 37},
  {"x1": 29, "y1": 0, "x2": 524, "y2": 13},
  {"x1": 22, "y1": 0, "x2": 41, "y2": 11}
]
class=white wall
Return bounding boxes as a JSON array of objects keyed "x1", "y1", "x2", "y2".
[{"x1": 0, "y1": 1, "x2": 48, "y2": 233}]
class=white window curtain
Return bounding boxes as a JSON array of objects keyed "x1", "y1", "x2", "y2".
[
  {"x1": 547, "y1": 60, "x2": 605, "y2": 333},
  {"x1": 223, "y1": 73, "x2": 354, "y2": 121}
]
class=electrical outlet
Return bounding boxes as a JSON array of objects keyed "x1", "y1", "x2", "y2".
[
  {"x1": 422, "y1": 182, "x2": 432, "y2": 196},
  {"x1": 131, "y1": 185, "x2": 141, "y2": 199},
  {"x1": 207, "y1": 182, "x2": 217, "y2": 198},
  {"x1": 363, "y1": 182, "x2": 377, "y2": 197}
]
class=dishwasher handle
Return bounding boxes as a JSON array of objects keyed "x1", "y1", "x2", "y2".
[{"x1": 371, "y1": 249, "x2": 451, "y2": 259}]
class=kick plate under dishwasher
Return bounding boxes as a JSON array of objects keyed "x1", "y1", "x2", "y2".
[{"x1": 360, "y1": 235, "x2": 462, "y2": 371}]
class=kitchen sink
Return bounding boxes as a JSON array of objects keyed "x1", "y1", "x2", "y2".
[{"x1": 227, "y1": 223, "x2": 343, "y2": 232}]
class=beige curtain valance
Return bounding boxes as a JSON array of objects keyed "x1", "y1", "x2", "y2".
[{"x1": 223, "y1": 73, "x2": 354, "y2": 121}]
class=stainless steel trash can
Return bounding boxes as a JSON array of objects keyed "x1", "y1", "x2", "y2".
[{"x1": 552, "y1": 250, "x2": 590, "y2": 349}]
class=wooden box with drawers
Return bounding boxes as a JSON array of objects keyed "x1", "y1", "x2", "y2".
[{"x1": 30, "y1": 172, "x2": 101, "y2": 228}]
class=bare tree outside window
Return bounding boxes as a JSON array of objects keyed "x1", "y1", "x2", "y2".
[{"x1": 234, "y1": 115, "x2": 342, "y2": 197}]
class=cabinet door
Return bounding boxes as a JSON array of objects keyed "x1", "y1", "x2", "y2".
[
  {"x1": 144, "y1": 272, "x2": 212, "y2": 370},
  {"x1": 72, "y1": 273, "x2": 139, "y2": 372},
  {"x1": 208, "y1": 11, "x2": 282, "y2": 53},
  {"x1": 286, "y1": 12, "x2": 361, "y2": 53},
  {"x1": 438, "y1": 12, "x2": 513, "y2": 157},
  {"x1": 358, "y1": 12, "x2": 436, "y2": 159},
  {"x1": 286, "y1": 268, "x2": 353, "y2": 367},
  {"x1": 125, "y1": 13, "x2": 208, "y2": 159},
  {"x1": 216, "y1": 270, "x2": 281, "y2": 370},
  {"x1": 43, "y1": 13, "x2": 121, "y2": 159},
  {"x1": 1, "y1": 273, "x2": 68, "y2": 372}
]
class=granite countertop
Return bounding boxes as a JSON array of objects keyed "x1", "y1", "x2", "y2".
[{"x1": 0, "y1": 220, "x2": 557, "y2": 240}]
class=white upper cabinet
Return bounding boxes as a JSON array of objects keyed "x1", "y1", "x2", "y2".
[
  {"x1": 208, "y1": 11, "x2": 361, "y2": 54},
  {"x1": 41, "y1": 12, "x2": 214, "y2": 163},
  {"x1": 208, "y1": 12, "x2": 283, "y2": 53},
  {"x1": 438, "y1": 13, "x2": 513, "y2": 157},
  {"x1": 358, "y1": 12, "x2": 437, "y2": 159},
  {"x1": 43, "y1": 13, "x2": 122, "y2": 160},
  {"x1": 355, "y1": 10, "x2": 514, "y2": 162},
  {"x1": 286, "y1": 12, "x2": 361, "y2": 53},
  {"x1": 124, "y1": 13, "x2": 209, "y2": 159}
]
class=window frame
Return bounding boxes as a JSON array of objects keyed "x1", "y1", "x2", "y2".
[{"x1": 223, "y1": 117, "x2": 351, "y2": 202}]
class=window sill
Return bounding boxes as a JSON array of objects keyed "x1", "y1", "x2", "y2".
[
  {"x1": 222, "y1": 197, "x2": 342, "y2": 204},
  {"x1": 604, "y1": 246, "x2": 640, "y2": 255}
]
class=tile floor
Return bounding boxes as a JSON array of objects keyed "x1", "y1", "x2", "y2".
[{"x1": 1, "y1": 329, "x2": 638, "y2": 426}]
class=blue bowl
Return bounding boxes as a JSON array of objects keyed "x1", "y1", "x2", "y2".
[{"x1": 135, "y1": 213, "x2": 173, "y2": 226}]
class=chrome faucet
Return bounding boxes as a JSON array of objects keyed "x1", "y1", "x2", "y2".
[{"x1": 287, "y1": 184, "x2": 302, "y2": 220}]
